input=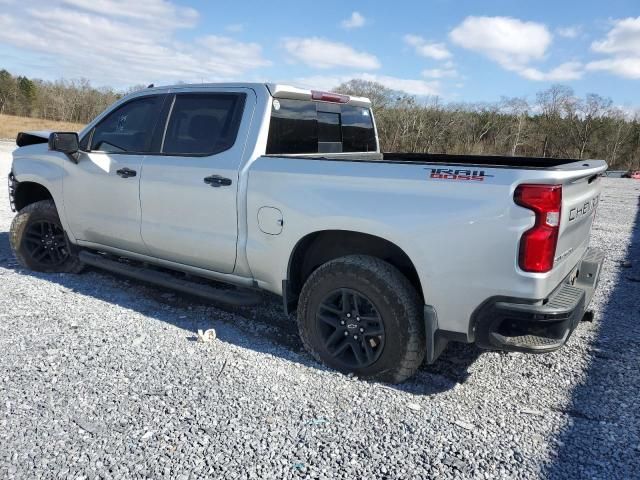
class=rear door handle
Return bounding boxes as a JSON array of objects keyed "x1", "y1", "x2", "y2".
[
  {"x1": 116, "y1": 167, "x2": 137, "y2": 178},
  {"x1": 204, "y1": 175, "x2": 232, "y2": 187}
]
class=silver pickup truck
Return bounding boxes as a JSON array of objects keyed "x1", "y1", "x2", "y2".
[{"x1": 8, "y1": 83, "x2": 607, "y2": 383}]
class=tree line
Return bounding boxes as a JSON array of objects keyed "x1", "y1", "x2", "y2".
[
  {"x1": 337, "y1": 79, "x2": 640, "y2": 171},
  {"x1": 0, "y1": 69, "x2": 638, "y2": 170},
  {"x1": 0, "y1": 69, "x2": 131, "y2": 125}
]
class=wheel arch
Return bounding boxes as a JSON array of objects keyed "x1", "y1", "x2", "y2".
[
  {"x1": 286, "y1": 230, "x2": 424, "y2": 312},
  {"x1": 13, "y1": 181, "x2": 54, "y2": 212}
]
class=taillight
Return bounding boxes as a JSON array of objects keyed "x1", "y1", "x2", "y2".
[
  {"x1": 514, "y1": 184, "x2": 562, "y2": 273},
  {"x1": 311, "y1": 91, "x2": 350, "y2": 103}
]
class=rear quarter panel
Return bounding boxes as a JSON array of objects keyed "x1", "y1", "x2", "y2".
[
  {"x1": 246, "y1": 157, "x2": 553, "y2": 335},
  {"x1": 246, "y1": 157, "x2": 607, "y2": 336}
]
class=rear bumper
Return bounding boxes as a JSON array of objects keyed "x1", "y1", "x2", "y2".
[{"x1": 473, "y1": 247, "x2": 604, "y2": 353}]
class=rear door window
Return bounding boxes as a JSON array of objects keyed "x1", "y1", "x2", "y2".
[
  {"x1": 90, "y1": 95, "x2": 164, "y2": 153},
  {"x1": 266, "y1": 99, "x2": 317, "y2": 154},
  {"x1": 266, "y1": 99, "x2": 377, "y2": 155},
  {"x1": 162, "y1": 93, "x2": 246, "y2": 156},
  {"x1": 341, "y1": 105, "x2": 377, "y2": 152}
]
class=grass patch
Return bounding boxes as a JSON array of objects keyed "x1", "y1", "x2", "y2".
[{"x1": 0, "y1": 115, "x2": 85, "y2": 141}]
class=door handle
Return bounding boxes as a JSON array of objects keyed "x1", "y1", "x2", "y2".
[
  {"x1": 203, "y1": 175, "x2": 232, "y2": 187},
  {"x1": 116, "y1": 167, "x2": 137, "y2": 178}
]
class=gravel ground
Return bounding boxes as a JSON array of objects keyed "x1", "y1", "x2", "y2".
[{"x1": 0, "y1": 140, "x2": 638, "y2": 479}]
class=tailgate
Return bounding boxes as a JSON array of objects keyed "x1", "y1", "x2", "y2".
[{"x1": 555, "y1": 162, "x2": 606, "y2": 269}]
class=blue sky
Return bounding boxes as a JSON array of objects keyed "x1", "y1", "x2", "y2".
[{"x1": 0, "y1": 0, "x2": 639, "y2": 107}]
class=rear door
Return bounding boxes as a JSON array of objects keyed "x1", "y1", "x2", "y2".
[
  {"x1": 64, "y1": 94, "x2": 166, "y2": 253},
  {"x1": 139, "y1": 88, "x2": 253, "y2": 273}
]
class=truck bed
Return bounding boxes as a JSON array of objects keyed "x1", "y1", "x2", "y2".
[
  {"x1": 382, "y1": 152, "x2": 589, "y2": 169},
  {"x1": 267, "y1": 151, "x2": 593, "y2": 169}
]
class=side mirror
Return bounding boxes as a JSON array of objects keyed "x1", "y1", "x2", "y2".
[{"x1": 48, "y1": 132, "x2": 80, "y2": 162}]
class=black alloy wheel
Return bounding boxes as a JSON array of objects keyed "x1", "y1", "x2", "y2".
[
  {"x1": 316, "y1": 288, "x2": 385, "y2": 369},
  {"x1": 297, "y1": 255, "x2": 427, "y2": 383},
  {"x1": 10, "y1": 199, "x2": 84, "y2": 273},
  {"x1": 23, "y1": 220, "x2": 70, "y2": 267}
]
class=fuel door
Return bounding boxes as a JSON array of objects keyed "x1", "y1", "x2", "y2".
[{"x1": 258, "y1": 207, "x2": 284, "y2": 235}]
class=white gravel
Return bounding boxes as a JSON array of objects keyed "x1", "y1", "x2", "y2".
[{"x1": 0, "y1": 141, "x2": 638, "y2": 479}]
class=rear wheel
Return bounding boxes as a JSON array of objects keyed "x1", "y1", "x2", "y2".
[
  {"x1": 297, "y1": 255, "x2": 426, "y2": 383},
  {"x1": 10, "y1": 200, "x2": 83, "y2": 273}
]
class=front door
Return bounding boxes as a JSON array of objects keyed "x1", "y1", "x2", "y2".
[
  {"x1": 139, "y1": 89, "x2": 253, "y2": 273},
  {"x1": 63, "y1": 94, "x2": 165, "y2": 253}
]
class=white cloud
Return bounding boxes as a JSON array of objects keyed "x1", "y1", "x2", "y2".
[
  {"x1": 292, "y1": 75, "x2": 353, "y2": 92},
  {"x1": 449, "y1": 16, "x2": 583, "y2": 81},
  {"x1": 197, "y1": 36, "x2": 270, "y2": 71},
  {"x1": 0, "y1": 1, "x2": 270, "y2": 86},
  {"x1": 587, "y1": 17, "x2": 640, "y2": 79},
  {"x1": 362, "y1": 74, "x2": 440, "y2": 96},
  {"x1": 62, "y1": 0, "x2": 198, "y2": 29},
  {"x1": 422, "y1": 67, "x2": 458, "y2": 79},
  {"x1": 556, "y1": 25, "x2": 581, "y2": 39},
  {"x1": 518, "y1": 61, "x2": 584, "y2": 81},
  {"x1": 591, "y1": 17, "x2": 640, "y2": 55},
  {"x1": 294, "y1": 73, "x2": 440, "y2": 96},
  {"x1": 450, "y1": 16, "x2": 551, "y2": 65},
  {"x1": 283, "y1": 37, "x2": 380, "y2": 70},
  {"x1": 587, "y1": 57, "x2": 640, "y2": 79},
  {"x1": 404, "y1": 35, "x2": 451, "y2": 60},
  {"x1": 341, "y1": 11, "x2": 366, "y2": 30}
]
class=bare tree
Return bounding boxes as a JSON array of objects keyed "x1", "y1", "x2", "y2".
[
  {"x1": 335, "y1": 79, "x2": 396, "y2": 110},
  {"x1": 535, "y1": 85, "x2": 573, "y2": 157},
  {"x1": 562, "y1": 93, "x2": 612, "y2": 159},
  {"x1": 501, "y1": 97, "x2": 530, "y2": 156}
]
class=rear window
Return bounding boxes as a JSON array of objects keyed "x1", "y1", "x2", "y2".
[
  {"x1": 162, "y1": 93, "x2": 246, "y2": 156},
  {"x1": 266, "y1": 99, "x2": 376, "y2": 155}
]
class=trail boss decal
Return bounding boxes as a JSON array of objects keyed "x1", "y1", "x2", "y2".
[{"x1": 428, "y1": 168, "x2": 495, "y2": 181}]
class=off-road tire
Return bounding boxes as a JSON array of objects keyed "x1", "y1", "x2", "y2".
[
  {"x1": 297, "y1": 255, "x2": 426, "y2": 383},
  {"x1": 10, "y1": 200, "x2": 84, "y2": 273}
]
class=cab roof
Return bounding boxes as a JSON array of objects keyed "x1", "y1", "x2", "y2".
[{"x1": 145, "y1": 82, "x2": 372, "y2": 108}]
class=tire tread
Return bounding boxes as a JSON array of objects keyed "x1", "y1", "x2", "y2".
[
  {"x1": 9, "y1": 200, "x2": 84, "y2": 274},
  {"x1": 297, "y1": 255, "x2": 426, "y2": 383}
]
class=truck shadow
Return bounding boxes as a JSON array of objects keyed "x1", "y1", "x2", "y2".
[
  {"x1": 0, "y1": 231, "x2": 480, "y2": 395},
  {"x1": 542, "y1": 193, "x2": 640, "y2": 479}
]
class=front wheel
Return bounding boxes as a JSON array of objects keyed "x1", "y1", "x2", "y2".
[
  {"x1": 9, "y1": 200, "x2": 84, "y2": 273},
  {"x1": 297, "y1": 255, "x2": 426, "y2": 383}
]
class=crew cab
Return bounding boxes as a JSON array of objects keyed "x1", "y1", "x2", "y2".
[{"x1": 7, "y1": 83, "x2": 607, "y2": 383}]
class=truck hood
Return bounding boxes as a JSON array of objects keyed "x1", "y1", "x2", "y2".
[{"x1": 16, "y1": 131, "x2": 52, "y2": 147}]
